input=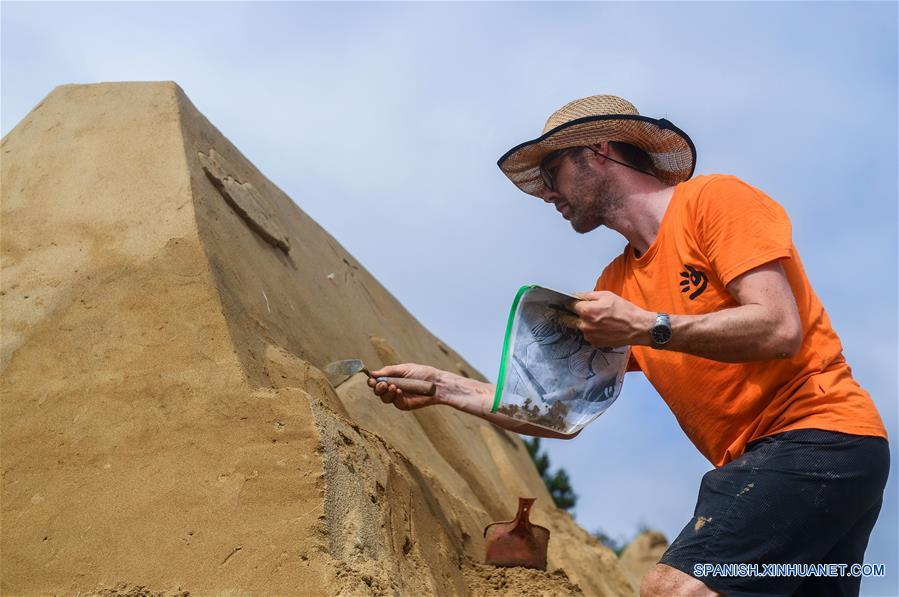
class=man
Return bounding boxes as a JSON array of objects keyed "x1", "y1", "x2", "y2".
[{"x1": 367, "y1": 95, "x2": 888, "y2": 596}]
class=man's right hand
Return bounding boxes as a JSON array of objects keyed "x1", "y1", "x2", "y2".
[{"x1": 367, "y1": 363, "x2": 444, "y2": 411}]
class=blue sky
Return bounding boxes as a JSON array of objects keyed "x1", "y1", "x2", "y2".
[{"x1": 3, "y1": 2, "x2": 896, "y2": 593}]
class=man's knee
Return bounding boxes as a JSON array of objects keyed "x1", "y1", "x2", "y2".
[{"x1": 640, "y1": 563, "x2": 722, "y2": 597}]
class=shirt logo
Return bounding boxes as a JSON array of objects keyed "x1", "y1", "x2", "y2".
[{"x1": 679, "y1": 264, "x2": 708, "y2": 300}]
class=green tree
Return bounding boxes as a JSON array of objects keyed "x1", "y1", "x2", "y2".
[
  {"x1": 592, "y1": 528, "x2": 626, "y2": 556},
  {"x1": 523, "y1": 437, "x2": 577, "y2": 511}
]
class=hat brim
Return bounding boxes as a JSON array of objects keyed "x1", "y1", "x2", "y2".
[{"x1": 497, "y1": 114, "x2": 696, "y2": 197}]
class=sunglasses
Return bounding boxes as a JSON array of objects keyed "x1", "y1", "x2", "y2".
[
  {"x1": 539, "y1": 145, "x2": 655, "y2": 191},
  {"x1": 539, "y1": 147, "x2": 584, "y2": 192}
]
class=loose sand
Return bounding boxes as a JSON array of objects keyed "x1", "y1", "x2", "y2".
[{"x1": 1, "y1": 82, "x2": 636, "y2": 596}]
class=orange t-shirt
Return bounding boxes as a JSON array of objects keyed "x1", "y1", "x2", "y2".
[{"x1": 595, "y1": 174, "x2": 887, "y2": 467}]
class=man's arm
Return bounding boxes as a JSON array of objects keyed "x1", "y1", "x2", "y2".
[
  {"x1": 573, "y1": 260, "x2": 803, "y2": 363},
  {"x1": 446, "y1": 376, "x2": 583, "y2": 439},
  {"x1": 366, "y1": 364, "x2": 582, "y2": 439},
  {"x1": 665, "y1": 261, "x2": 802, "y2": 361}
]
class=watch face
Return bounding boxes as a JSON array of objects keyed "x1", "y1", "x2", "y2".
[{"x1": 651, "y1": 324, "x2": 671, "y2": 345}]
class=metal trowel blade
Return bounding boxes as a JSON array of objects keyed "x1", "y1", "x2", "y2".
[{"x1": 322, "y1": 358, "x2": 371, "y2": 388}]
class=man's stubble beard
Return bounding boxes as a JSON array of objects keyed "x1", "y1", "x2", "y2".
[{"x1": 566, "y1": 166, "x2": 624, "y2": 234}]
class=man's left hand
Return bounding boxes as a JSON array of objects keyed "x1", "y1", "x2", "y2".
[{"x1": 569, "y1": 291, "x2": 654, "y2": 348}]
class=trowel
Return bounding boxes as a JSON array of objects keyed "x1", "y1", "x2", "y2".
[
  {"x1": 322, "y1": 359, "x2": 436, "y2": 396},
  {"x1": 484, "y1": 497, "x2": 550, "y2": 570}
]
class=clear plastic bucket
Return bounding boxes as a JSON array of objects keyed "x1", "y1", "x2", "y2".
[{"x1": 491, "y1": 285, "x2": 629, "y2": 435}]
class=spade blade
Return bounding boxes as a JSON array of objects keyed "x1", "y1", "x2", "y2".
[{"x1": 484, "y1": 497, "x2": 549, "y2": 570}]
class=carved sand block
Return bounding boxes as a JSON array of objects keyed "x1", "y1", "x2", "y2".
[{"x1": 198, "y1": 149, "x2": 290, "y2": 253}]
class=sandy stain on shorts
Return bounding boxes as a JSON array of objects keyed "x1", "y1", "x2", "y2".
[{"x1": 694, "y1": 516, "x2": 713, "y2": 533}]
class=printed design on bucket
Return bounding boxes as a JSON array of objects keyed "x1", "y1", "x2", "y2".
[
  {"x1": 493, "y1": 286, "x2": 629, "y2": 434},
  {"x1": 532, "y1": 307, "x2": 622, "y2": 387}
]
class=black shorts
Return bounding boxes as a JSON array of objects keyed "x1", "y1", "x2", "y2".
[{"x1": 660, "y1": 428, "x2": 889, "y2": 597}]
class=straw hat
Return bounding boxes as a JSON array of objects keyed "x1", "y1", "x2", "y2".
[{"x1": 497, "y1": 95, "x2": 696, "y2": 197}]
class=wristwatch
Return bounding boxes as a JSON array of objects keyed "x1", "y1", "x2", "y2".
[{"x1": 650, "y1": 313, "x2": 671, "y2": 348}]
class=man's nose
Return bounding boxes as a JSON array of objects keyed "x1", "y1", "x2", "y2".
[{"x1": 540, "y1": 187, "x2": 562, "y2": 203}]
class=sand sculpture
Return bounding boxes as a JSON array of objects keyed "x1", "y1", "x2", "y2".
[
  {"x1": 619, "y1": 530, "x2": 669, "y2": 592},
  {"x1": 1, "y1": 82, "x2": 636, "y2": 596}
]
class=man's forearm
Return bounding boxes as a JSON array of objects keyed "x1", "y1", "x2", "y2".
[
  {"x1": 577, "y1": 265, "x2": 803, "y2": 364},
  {"x1": 655, "y1": 304, "x2": 801, "y2": 362},
  {"x1": 439, "y1": 373, "x2": 580, "y2": 439}
]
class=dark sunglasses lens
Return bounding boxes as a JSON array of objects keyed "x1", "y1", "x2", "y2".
[
  {"x1": 540, "y1": 147, "x2": 582, "y2": 191},
  {"x1": 540, "y1": 166, "x2": 554, "y2": 191}
]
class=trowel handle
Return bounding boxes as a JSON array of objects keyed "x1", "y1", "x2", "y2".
[{"x1": 377, "y1": 377, "x2": 436, "y2": 396}]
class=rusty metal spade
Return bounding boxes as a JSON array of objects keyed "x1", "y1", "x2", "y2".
[
  {"x1": 322, "y1": 358, "x2": 436, "y2": 396},
  {"x1": 484, "y1": 497, "x2": 550, "y2": 570}
]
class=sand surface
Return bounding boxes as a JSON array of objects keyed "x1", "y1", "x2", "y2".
[
  {"x1": 618, "y1": 530, "x2": 669, "y2": 591},
  {"x1": 1, "y1": 82, "x2": 635, "y2": 596}
]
